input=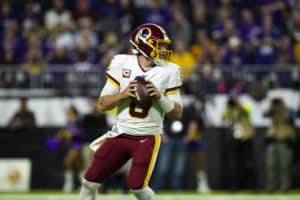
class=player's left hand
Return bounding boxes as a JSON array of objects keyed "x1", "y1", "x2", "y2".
[{"x1": 146, "y1": 80, "x2": 161, "y2": 99}]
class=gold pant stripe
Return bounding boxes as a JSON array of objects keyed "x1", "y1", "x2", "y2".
[{"x1": 143, "y1": 134, "x2": 161, "y2": 188}]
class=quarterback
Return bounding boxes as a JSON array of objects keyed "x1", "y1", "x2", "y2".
[{"x1": 78, "y1": 23, "x2": 183, "y2": 200}]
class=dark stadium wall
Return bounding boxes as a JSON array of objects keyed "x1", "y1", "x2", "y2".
[{"x1": 1, "y1": 127, "x2": 299, "y2": 190}]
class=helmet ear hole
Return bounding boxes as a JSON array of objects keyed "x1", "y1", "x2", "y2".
[{"x1": 141, "y1": 28, "x2": 150, "y2": 38}]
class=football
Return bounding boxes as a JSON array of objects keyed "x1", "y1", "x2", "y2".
[{"x1": 134, "y1": 76, "x2": 152, "y2": 108}]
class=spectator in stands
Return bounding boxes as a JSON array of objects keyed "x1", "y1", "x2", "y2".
[
  {"x1": 54, "y1": 22, "x2": 75, "y2": 51},
  {"x1": 0, "y1": 20, "x2": 25, "y2": 64},
  {"x1": 8, "y1": 97, "x2": 36, "y2": 129},
  {"x1": 43, "y1": 24, "x2": 66, "y2": 57},
  {"x1": 48, "y1": 44, "x2": 72, "y2": 64},
  {"x1": 0, "y1": 23, "x2": 24, "y2": 87},
  {"x1": 74, "y1": 40, "x2": 98, "y2": 65},
  {"x1": 72, "y1": 41, "x2": 99, "y2": 90},
  {"x1": 222, "y1": 36, "x2": 248, "y2": 68},
  {"x1": 239, "y1": 9, "x2": 257, "y2": 46},
  {"x1": 46, "y1": 43, "x2": 72, "y2": 88},
  {"x1": 211, "y1": 6, "x2": 231, "y2": 44},
  {"x1": 99, "y1": 31, "x2": 121, "y2": 68},
  {"x1": 274, "y1": 35, "x2": 296, "y2": 88},
  {"x1": 259, "y1": 0, "x2": 288, "y2": 30},
  {"x1": 218, "y1": 0, "x2": 237, "y2": 19},
  {"x1": 72, "y1": 0, "x2": 97, "y2": 24},
  {"x1": 253, "y1": 15, "x2": 280, "y2": 65},
  {"x1": 74, "y1": 18, "x2": 98, "y2": 50},
  {"x1": 25, "y1": 31, "x2": 44, "y2": 87},
  {"x1": 138, "y1": 0, "x2": 172, "y2": 28},
  {"x1": 254, "y1": 36, "x2": 277, "y2": 65},
  {"x1": 263, "y1": 97, "x2": 296, "y2": 192},
  {"x1": 190, "y1": 1, "x2": 210, "y2": 38},
  {"x1": 97, "y1": 0, "x2": 122, "y2": 36},
  {"x1": 221, "y1": 18, "x2": 239, "y2": 46},
  {"x1": 0, "y1": 1, "x2": 13, "y2": 31},
  {"x1": 191, "y1": 29, "x2": 218, "y2": 65},
  {"x1": 221, "y1": 36, "x2": 246, "y2": 94},
  {"x1": 19, "y1": 0, "x2": 42, "y2": 31},
  {"x1": 277, "y1": 35, "x2": 295, "y2": 64},
  {"x1": 222, "y1": 96, "x2": 255, "y2": 190},
  {"x1": 44, "y1": 0, "x2": 71, "y2": 31},
  {"x1": 170, "y1": 39, "x2": 196, "y2": 79},
  {"x1": 168, "y1": 3, "x2": 192, "y2": 44},
  {"x1": 118, "y1": 0, "x2": 138, "y2": 37}
]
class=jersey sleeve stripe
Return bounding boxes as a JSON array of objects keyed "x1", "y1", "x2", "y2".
[
  {"x1": 164, "y1": 86, "x2": 181, "y2": 95},
  {"x1": 106, "y1": 73, "x2": 120, "y2": 89},
  {"x1": 143, "y1": 134, "x2": 161, "y2": 188}
]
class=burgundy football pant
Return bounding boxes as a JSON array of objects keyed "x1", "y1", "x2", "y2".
[{"x1": 84, "y1": 134, "x2": 161, "y2": 189}]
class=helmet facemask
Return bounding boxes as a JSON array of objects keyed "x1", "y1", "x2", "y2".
[{"x1": 149, "y1": 39, "x2": 172, "y2": 65}]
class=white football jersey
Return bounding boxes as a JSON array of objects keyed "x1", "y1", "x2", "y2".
[{"x1": 100, "y1": 54, "x2": 182, "y2": 136}]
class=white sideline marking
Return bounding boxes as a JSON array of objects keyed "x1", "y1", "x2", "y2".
[{"x1": 0, "y1": 194, "x2": 300, "y2": 200}]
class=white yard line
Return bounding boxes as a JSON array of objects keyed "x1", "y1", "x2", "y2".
[{"x1": 0, "y1": 194, "x2": 300, "y2": 200}]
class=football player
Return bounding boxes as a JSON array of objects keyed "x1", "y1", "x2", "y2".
[{"x1": 78, "y1": 23, "x2": 183, "y2": 200}]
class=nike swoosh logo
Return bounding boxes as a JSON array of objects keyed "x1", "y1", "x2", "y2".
[{"x1": 140, "y1": 139, "x2": 148, "y2": 143}]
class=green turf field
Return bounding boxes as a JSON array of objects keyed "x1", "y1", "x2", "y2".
[{"x1": 1, "y1": 194, "x2": 300, "y2": 200}]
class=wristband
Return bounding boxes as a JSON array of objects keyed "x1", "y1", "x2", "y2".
[{"x1": 158, "y1": 95, "x2": 174, "y2": 113}]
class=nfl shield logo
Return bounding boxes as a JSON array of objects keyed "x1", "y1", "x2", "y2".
[{"x1": 122, "y1": 69, "x2": 131, "y2": 78}]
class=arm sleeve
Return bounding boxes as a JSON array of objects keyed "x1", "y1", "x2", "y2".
[
  {"x1": 164, "y1": 67, "x2": 182, "y2": 96},
  {"x1": 164, "y1": 67, "x2": 182, "y2": 106},
  {"x1": 100, "y1": 81, "x2": 119, "y2": 96},
  {"x1": 105, "y1": 55, "x2": 122, "y2": 90},
  {"x1": 100, "y1": 56, "x2": 122, "y2": 96}
]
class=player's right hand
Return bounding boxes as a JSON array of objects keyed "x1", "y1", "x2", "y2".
[{"x1": 120, "y1": 80, "x2": 137, "y2": 99}]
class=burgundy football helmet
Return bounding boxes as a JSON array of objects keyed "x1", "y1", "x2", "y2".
[{"x1": 130, "y1": 23, "x2": 172, "y2": 65}]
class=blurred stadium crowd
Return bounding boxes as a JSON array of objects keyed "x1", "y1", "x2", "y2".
[
  {"x1": 0, "y1": 0, "x2": 299, "y2": 94},
  {"x1": 1, "y1": 0, "x2": 300, "y2": 194}
]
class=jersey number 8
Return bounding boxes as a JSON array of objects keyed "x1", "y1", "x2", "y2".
[{"x1": 129, "y1": 101, "x2": 150, "y2": 118}]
